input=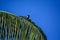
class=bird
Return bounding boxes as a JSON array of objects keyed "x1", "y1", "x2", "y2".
[{"x1": 26, "y1": 15, "x2": 30, "y2": 19}]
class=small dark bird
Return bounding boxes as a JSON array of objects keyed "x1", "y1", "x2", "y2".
[{"x1": 26, "y1": 15, "x2": 30, "y2": 19}]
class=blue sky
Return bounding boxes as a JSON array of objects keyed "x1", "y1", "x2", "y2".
[{"x1": 0, "y1": 0, "x2": 60, "y2": 40}]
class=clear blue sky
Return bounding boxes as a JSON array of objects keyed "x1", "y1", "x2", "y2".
[{"x1": 0, "y1": 0, "x2": 60, "y2": 40}]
